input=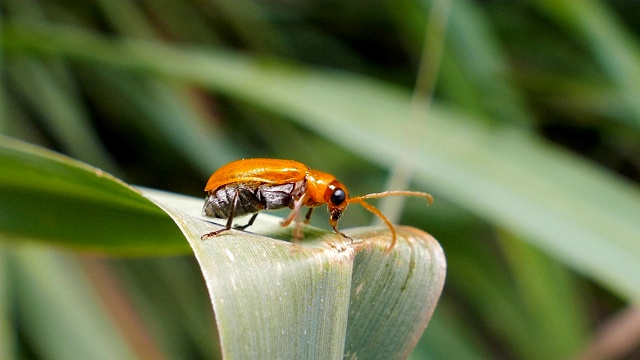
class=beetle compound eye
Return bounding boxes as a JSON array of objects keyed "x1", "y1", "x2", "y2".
[{"x1": 330, "y1": 189, "x2": 346, "y2": 205}]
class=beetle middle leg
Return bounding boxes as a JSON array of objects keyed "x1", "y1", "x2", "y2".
[
  {"x1": 303, "y1": 208, "x2": 314, "y2": 224},
  {"x1": 233, "y1": 213, "x2": 259, "y2": 231}
]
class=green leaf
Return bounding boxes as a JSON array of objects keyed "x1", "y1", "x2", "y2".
[
  {"x1": 0, "y1": 135, "x2": 187, "y2": 255},
  {"x1": 0, "y1": 136, "x2": 446, "y2": 358},
  {"x1": 143, "y1": 188, "x2": 446, "y2": 359},
  {"x1": 534, "y1": 0, "x2": 640, "y2": 128},
  {"x1": 344, "y1": 227, "x2": 445, "y2": 359},
  {"x1": 10, "y1": 246, "x2": 138, "y2": 360},
  {"x1": 0, "y1": 246, "x2": 14, "y2": 360}
]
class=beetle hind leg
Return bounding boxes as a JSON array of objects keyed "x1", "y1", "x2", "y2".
[
  {"x1": 200, "y1": 227, "x2": 230, "y2": 240},
  {"x1": 201, "y1": 188, "x2": 241, "y2": 240},
  {"x1": 200, "y1": 209, "x2": 236, "y2": 240}
]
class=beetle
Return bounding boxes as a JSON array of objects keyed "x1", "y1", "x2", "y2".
[{"x1": 201, "y1": 158, "x2": 433, "y2": 252}]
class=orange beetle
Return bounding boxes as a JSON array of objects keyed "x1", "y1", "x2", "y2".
[{"x1": 201, "y1": 158, "x2": 433, "y2": 252}]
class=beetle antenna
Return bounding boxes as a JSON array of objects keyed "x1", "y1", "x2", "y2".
[
  {"x1": 350, "y1": 190, "x2": 433, "y2": 205},
  {"x1": 349, "y1": 198, "x2": 398, "y2": 254},
  {"x1": 348, "y1": 191, "x2": 433, "y2": 253}
]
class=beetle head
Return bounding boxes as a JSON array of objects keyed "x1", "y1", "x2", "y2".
[
  {"x1": 305, "y1": 170, "x2": 349, "y2": 224},
  {"x1": 325, "y1": 180, "x2": 349, "y2": 227}
]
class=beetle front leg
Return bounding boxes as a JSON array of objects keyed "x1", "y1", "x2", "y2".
[{"x1": 331, "y1": 224, "x2": 353, "y2": 243}]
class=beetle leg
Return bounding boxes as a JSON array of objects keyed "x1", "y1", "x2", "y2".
[
  {"x1": 281, "y1": 194, "x2": 305, "y2": 227},
  {"x1": 331, "y1": 224, "x2": 353, "y2": 243},
  {"x1": 281, "y1": 194, "x2": 307, "y2": 240},
  {"x1": 303, "y1": 208, "x2": 314, "y2": 224},
  {"x1": 201, "y1": 188, "x2": 240, "y2": 240},
  {"x1": 234, "y1": 213, "x2": 258, "y2": 231}
]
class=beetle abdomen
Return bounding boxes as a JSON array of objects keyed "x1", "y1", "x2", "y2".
[{"x1": 202, "y1": 181, "x2": 305, "y2": 219}]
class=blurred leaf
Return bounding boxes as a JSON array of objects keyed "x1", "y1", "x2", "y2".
[
  {"x1": 0, "y1": 247, "x2": 14, "y2": 360},
  {"x1": 110, "y1": 257, "x2": 221, "y2": 359},
  {"x1": 499, "y1": 232, "x2": 588, "y2": 358},
  {"x1": 5, "y1": 59, "x2": 121, "y2": 174},
  {"x1": 0, "y1": 135, "x2": 187, "y2": 255},
  {"x1": 413, "y1": 304, "x2": 493, "y2": 360},
  {"x1": 443, "y1": 0, "x2": 536, "y2": 127},
  {"x1": 535, "y1": 0, "x2": 640, "y2": 129},
  {"x1": 10, "y1": 246, "x2": 137, "y2": 360},
  {"x1": 78, "y1": 67, "x2": 240, "y2": 174},
  {"x1": 91, "y1": 0, "x2": 240, "y2": 173},
  {"x1": 2, "y1": 0, "x2": 120, "y2": 175}
]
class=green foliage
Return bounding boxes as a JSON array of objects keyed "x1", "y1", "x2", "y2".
[{"x1": 2, "y1": 0, "x2": 640, "y2": 358}]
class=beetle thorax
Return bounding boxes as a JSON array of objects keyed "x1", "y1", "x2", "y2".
[
  {"x1": 305, "y1": 169, "x2": 349, "y2": 208},
  {"x1": 304, "y1": 170, "x2": 332, "y2": 206}
]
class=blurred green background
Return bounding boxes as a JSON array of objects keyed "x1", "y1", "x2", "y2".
[{"x1": 2, "y1": 0, "x2": 640, "y2": 359}]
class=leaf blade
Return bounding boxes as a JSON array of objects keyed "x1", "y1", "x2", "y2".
[
  {"x1": 144, "y1": 188, "x2": 446, "y2": 359},
  {"x1": 0, "y1": 135, "x2": 187, "y2": 255},
  {"x1": 346, "y1": 227, "x2": 446, "y2": 360}
]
